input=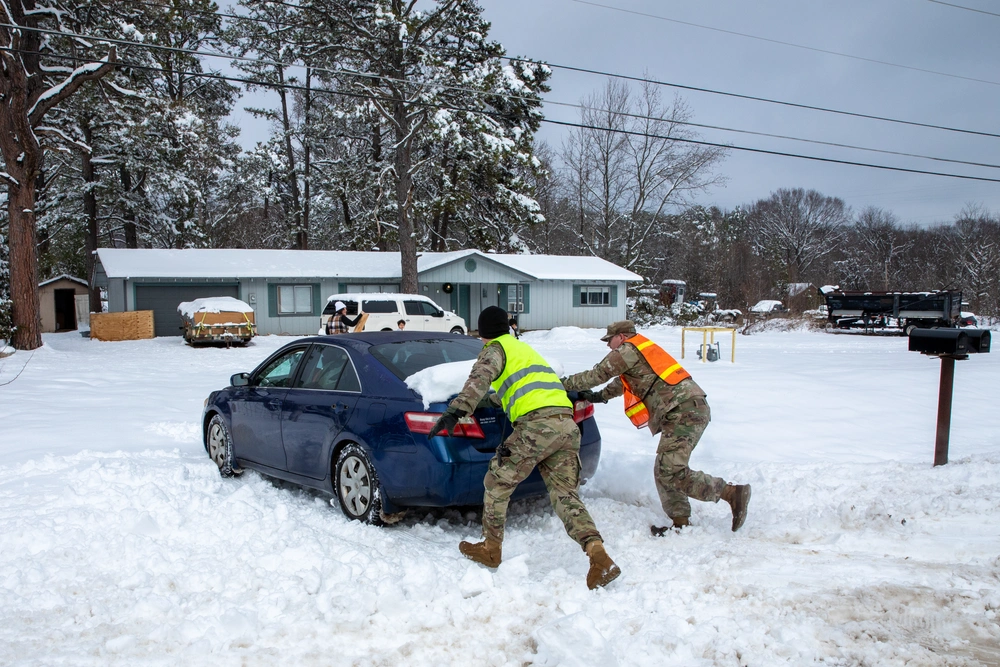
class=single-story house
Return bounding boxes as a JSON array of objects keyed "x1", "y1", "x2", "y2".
[
  {"x1": 38, "y1": 275, "x2": 90, "y2": 332},
  {"x1": 94, "y1": 248, "x2": 643, "y2": 337}
]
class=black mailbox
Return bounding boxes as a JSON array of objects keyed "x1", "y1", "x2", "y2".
[
  {"x1": 908, "y1": 328, "x2": 970, "y2": 356},
  {"x1": 965, "y1": 329, "x2": 991, "y2": 354}
]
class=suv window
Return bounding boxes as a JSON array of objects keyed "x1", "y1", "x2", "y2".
[
  {"x1": 364, "y1": 299, "x2": 399, "y2": 314},
  {"x1": 404, "y1": 300, "x2": 439, "y2": 316}
]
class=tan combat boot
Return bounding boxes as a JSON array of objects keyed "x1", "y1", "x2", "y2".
[
  {"x1": 720, "y1": 483, "x2": 752, "y2": 532},
  {"x1": 584, "y1": 540, "x2": 621, "y2": 590},
  {"x1": 459, "y1": 538, "x2": 502, "y2": 568}
]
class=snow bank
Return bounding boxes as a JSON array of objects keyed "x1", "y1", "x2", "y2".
[{"x1": 1, "y1": 327, "x2": 999, "y2": 664}]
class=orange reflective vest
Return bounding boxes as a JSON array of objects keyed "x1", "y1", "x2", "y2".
[{"x1": 621, "y1": 334, "x2": 691, "y2": 429}]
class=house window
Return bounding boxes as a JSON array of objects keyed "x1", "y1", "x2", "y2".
[
  {"x1": 506, "y1": 284, "x2": 524, "y2": 313},
  {"x1": 579, "y1": 286, "x2": 611, "y2": 306},
  {"x1": 278, "y1": 285, "x2": 313, "y2": 314}
]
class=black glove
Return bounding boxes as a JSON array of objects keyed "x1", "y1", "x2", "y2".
[
  {"x1": 576, "y1": 389, "x2": 606, "y2": 404},
  {"x1": 430, "y1": 406, "x2": 467, "y2": 436}
]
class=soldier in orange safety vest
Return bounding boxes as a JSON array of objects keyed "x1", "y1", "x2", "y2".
[{"x1": 562, "y1": 320, "x2": 751, "y2": 534}]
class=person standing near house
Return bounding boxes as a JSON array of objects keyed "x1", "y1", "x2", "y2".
[
  {"x1": 508, "y1": 313, "x2": 520, "y2": 339},
  {"x1": 562, "y1": 321, "x2": 751, "y2": 535},
  {"x1": 431, "y1": 306, "x2": 621, "y2": 590},
  {"x1": 326, "y1": 301, "x2": 361, "y2": 335}
]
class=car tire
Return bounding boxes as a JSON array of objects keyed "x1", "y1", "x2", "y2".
[
  {"x1": 381, "y1": 328, "x2": 393, "y2": 331},
  {"x1": 450, "y1": 326, "x2": 464, "y2": 335},
  {"x1": 334, "y1": 443, "x2": 384, "y2": 525},
  {"x1": 206, "y1": 414, "x2": 243, "y2": 478}
]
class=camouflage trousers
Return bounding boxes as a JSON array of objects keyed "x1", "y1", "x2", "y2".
[
  {"x1": 482, "y1": 412, "x2": 602, "y2": 548},
  {"x1": 654, "y1": 398, "x2": 727, "y2": 520}
]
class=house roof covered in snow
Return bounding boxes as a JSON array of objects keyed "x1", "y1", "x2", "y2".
[
  {"x1": 39, "y1": 274, "x2": 88, "y2": 288},
  {"x1": 96, "y1": 248, "x2": 643, "y2": 282}
]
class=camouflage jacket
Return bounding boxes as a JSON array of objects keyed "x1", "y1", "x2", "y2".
[
  {"x1": 448, "y1": 343, "x2": 571, "y2": 421},
  {"x1": 562, "y1": 338, "x2": 706, "y2": 434}
]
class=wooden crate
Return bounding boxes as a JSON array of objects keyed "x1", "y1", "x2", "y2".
[{"x1": 90, "y1": 311, "x2": 155, "y2": 341}]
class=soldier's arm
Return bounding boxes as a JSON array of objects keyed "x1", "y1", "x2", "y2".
[
  {"x1": 448, "y1": 344, "x2": 505, "y2": 415},
  {"x1": 562, "y1": 349, "x2": 631, "y2": 391},
  {"x1": 600, "y1": 377, "x2": 625, "y2": 400}
]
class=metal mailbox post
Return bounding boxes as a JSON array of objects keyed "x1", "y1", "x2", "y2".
[{"x1": 908, "y1": 328, "x2": 991, "y2": 466}]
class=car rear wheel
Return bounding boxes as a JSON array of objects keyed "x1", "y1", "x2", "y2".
[
  {"x1": 450, "y1": 326, "x2": 464, "y2": 335},
  {"x1": 334, "y1": 444, "x2": 384, "y2": 525},
  {"x1": 207, "y1": 414, "x2": 242, "y2": 478}
]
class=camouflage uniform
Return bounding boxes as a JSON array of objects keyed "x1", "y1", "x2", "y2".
[
  {"x1": 563, "y1": 338, "x2": 727, "y2": 521},
  {"x1": 448, "y1": 344, "x2": 602, "y2": 548}
]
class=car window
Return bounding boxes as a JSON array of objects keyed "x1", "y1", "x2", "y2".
[
  {"x1": 322, "y1": 300, "x2": 358, "y2": 316},
  {"x1": 418, "y1": 301, "x2": 440, "y2": 316},
  {"x1": 363, "y1": 300, "x2": 398, "y2": 314},
  {"x1": 296, "y1": 344, "x2": 355, "y2": 391},
  {"x1": 403, "y1": 301, "x2": 425, "y2": 316},
  {"x1": 256, "y1": 348, "x2": 306, "y2": 387},
  {"x1": 370, "y1": 338, "x2": 484, "y2": 380}
]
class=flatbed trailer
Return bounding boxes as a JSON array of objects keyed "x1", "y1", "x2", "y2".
[{"x1": 823, "y1": 290, "x2": 962, "y2": 333}]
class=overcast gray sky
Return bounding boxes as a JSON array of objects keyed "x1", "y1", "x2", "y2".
[
  {"x1": 476, "y1": 0, "x2": 1000, "y2": 226},
  {"x1": 227, "y1": 0, "x2": 1000, "y2": 226}
]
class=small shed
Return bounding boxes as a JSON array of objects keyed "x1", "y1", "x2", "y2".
[{"x1": 38, "y1": 275, "x2": 89, "y2": 332}]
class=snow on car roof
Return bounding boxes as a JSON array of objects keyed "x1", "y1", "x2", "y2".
[
  {"x1": 750, "y1": 299, "x2": 784, "y2": 312},
  {"x1": 325, "y1": 293, "x2": 435, "y2": 303},
  {"x1": 177, "y1": 297, "x2": 253, "y2": 317}
]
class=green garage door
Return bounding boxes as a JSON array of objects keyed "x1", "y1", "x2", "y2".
[{"x1": 135, "y1": 284, "x2": 240, "y2": 337}]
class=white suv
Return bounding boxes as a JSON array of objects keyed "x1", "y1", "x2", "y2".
[{"x1": 319, "y1": 293, "x2": 468, "y2": 335}]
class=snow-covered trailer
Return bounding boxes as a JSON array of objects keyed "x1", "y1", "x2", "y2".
[
  {"x1": 178, "y1": 297, "x2": 256, "y2": 346},
  {"x1": 823, "y1": 289, "x2": 962, "y2": 333}
]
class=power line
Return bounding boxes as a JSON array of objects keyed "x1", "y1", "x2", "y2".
[
  {"x1": 5, "y1": 32, "x2": 997, "y2": 173},
  {"x1": 5, "y1": 45, "x2": 1000, "y2": 185},
  {"x1": 926, "y1": 0, "x2": 1000, "y2": 18},
  {"x1": 565, "y1": 0, "x2": 1000, "y2": 87},
  {"x1": 542, "y1": 118, "x2": 1000, "y2": 184},
  {"x1": 69, "y1": 4, "x2": 1000, "y2": 140}
]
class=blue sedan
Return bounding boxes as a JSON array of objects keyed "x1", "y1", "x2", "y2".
[{"x1": 202, "y1": 332, "x2": 602, "y2": 525}]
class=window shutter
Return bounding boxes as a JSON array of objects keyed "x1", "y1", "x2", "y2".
[
  {"x1": 611, "y1": 285, "x2": 618, "y2": 307},
  {"x1": 268, "y1": 284, "x2": 277, "y2": 317},
  {"x1": 521, "y1": 284, "x2": 530, "y2": 314},
  {"x1": 338, "y1": 282, "x2": 347, "y2": 293},
  {"x1": 499, "y1": 284, "x2": 508, "y2": 308},
  {"x1": 312, "y1": 283, "x2": 321, "y2": 315},
  {"x1": 450, "y1": 291, "x2": 457, "y2": 312},
  {"x1": 572, "y1": 285, "x2": 581, "y2": 308}
]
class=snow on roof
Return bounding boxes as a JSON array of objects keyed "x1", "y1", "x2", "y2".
[
  {"x1": 751, "y1": 299, "x2": 784, "y2": 312},
  {"x1": 661, "y1": 279, "x2": 686, "y2": 285},
  {"x1": 177, "y1": 297, "x2": 253, "y2": 318},
  {"x1": 325, "y1": 292, "x2": 434, "y2": 303},
  {"x1": 39, "y1": 274, "x2": 87, "y2": 288},
  {"x1": 96, "y1": 248, "x2": 643, "y2": 281},
  {"x1": 787, "y1": 283, "x2": 814, "y2": 297}
]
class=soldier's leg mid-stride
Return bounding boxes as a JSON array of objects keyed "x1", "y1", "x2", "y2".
[
  {"x1": 649, "y1": 400, "x2": 751, "y2": 535},
  {"x1": 459, "y1": 414, "x2": 621, "y2": 590}
]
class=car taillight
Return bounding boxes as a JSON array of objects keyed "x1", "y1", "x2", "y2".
[
  {"x1": 573, "y1": 400, "x2": 594, "y2": 424},
  {"x1": 404, "y1": 412, "x2": 486, "y2": 439}
]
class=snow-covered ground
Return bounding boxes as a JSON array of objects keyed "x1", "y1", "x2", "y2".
[{"x1": 1, "y1": 326, "x2": 999, "y2": 666}]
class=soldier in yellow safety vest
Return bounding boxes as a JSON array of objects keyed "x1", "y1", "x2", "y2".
[
  {"x1": 562, "y1": 320, "x2": 751, "y2": 535},
  {"x1": 431, "y1": 306, "x2": 621, "y2": 590}
]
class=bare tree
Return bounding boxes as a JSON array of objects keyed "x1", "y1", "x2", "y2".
[
  {"x1": 562, "y1": 79, "x2": 726, "y2": 275},
  {"x1": 836, "y1": 207, "x2": 911, "y2": 290},
  {"x1": 1, "y1": 1, "x2": 115, "y2": 349},
  {"x1": 746, "y1": 188, "x2": 849, "y2": 285}
]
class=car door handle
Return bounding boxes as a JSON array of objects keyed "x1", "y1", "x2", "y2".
[{"x1": 267, "y1": 399, "x2": 283, "y2": 409}]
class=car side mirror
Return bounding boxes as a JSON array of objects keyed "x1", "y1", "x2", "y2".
[
  {"x1": 432, "y1": 311, "x2": 444, "y2": 317},
  {"x1": 231, "y1": 372, "x2": 250, "y2": 387}
]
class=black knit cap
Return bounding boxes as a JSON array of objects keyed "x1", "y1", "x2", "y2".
[{"x1": 478, "y1": 306, "x2": 510, "y2": 340}]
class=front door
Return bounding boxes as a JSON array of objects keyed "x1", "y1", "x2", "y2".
[
  {"x1": 54, "y1": 289, "x2": 77, "y2": 330},
  {"x1": 282, "y1": 344, "x2": 361, "y2": 479},
  {"x1": 457, "y1": 284, "x2": 470, "y2": 323},
  {"x1": 230, "y1": 346, "x2": 307, "y2": 470}
]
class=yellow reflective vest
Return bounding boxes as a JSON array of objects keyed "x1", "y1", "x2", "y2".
[{"x1": 487, "y1": 334, "x2": 571, "y2": 422}]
